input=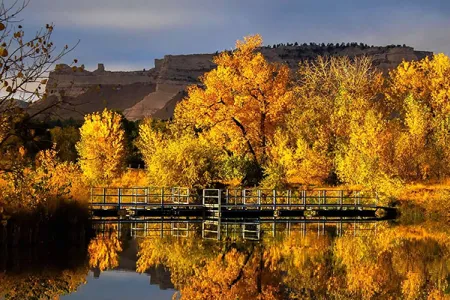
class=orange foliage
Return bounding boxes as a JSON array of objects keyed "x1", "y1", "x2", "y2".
[{"x1": 175, "y1": 35, "x2": 293, "y2": 167}]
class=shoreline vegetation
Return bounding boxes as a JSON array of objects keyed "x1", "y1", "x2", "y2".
[{"x1": 1, "y1": 34, "x2": 450, "y2": 243}]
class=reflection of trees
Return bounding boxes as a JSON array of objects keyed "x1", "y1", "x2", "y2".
[
  {"x1": 0, "y1": 245, "x2": 89, "y2": 300},
  {"x1": 0, "y1": 267, "x2": 88, "y2": 300},
  {"x1": 88, "y1": 229, "x2": 123, "y2": 271},
  {"x1": 333, "y1": 222, "x2": 450, "y2": 299},
  {"x1": 137, "y1": 223, "x2": 450, "y2": 299}
]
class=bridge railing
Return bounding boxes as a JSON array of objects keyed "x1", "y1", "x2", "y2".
[
  {"x1": 90, "y1": 187, "x2": 199, "y2": 207},
  {"x1": 208, "y1": 189, "x2": 378, "y2": 208},
  {"x1": 90, "y1": 187, "x2": 379, "y2": 208}
]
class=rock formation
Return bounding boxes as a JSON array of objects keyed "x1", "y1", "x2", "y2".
[{"x1": 33, "y1": 45, "x2": 432, "y2": 121}]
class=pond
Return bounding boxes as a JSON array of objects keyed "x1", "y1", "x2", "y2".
[{"x1": 1, "y1": 219, "x2": 449, "y2": 299}]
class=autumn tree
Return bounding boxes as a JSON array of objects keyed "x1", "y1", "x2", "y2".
[
  {"x1": 76, "y1": 109, "x2": 126, "y2": 185},
  {"x1": 335, "y1": 109, "x2": 402, "y2": 196},
  {"x1": 387, "y1": 54, "x2": 450, "y2": 180},
  {"x1": 0, "y1": 0, "x2": 77, "y2": 171},
  {"x1": 88, "y1": 230, "x2": 123, "y2": 272},
  {"x1": 268, "y1": 56, "x2": 386, "y2": 185},
  {"x1": 0, "y1": 147, "x2": 87, "y2": 212},
  {"x1": 175, "y1": 35, "x2": 293, "y2": 184},
  {"x1": 136, "y1": 119, "x2": 222, "y2": 188}
]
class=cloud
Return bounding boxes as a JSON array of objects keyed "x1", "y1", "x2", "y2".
[
  {"x1": 39, "y1": 9, "x2": 224, "y2": 31},
  {"x1": 25, "y1": 0, "x2": 227, "y2": 31},
  {"x1": 19, "y1": 0, "x2": 450, "y2": 70}
]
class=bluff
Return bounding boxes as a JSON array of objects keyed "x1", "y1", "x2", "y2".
[{"x1": 33, "y1": 45, "x2": 432, "y2": 121}]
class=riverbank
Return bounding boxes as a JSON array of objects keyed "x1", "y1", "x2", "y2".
[{"x1": 0, "y1": 199, "x2": 91, "y2": 246}]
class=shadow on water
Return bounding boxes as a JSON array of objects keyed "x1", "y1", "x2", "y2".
[{"x1": 1, "y1": 216, "x2": 450, "y2": 299}]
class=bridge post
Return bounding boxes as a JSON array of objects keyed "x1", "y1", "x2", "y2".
[
  {"x1": 303, "y1": 190, "x2": 307, "y2": 210},
  {"x1": 218, "y1": 190, "x2": 221, "y2": 240},
  {"x1": 288, "y1": 190, "x2": 291, "y2": 210},
  {"x1": 118, "y1": 188, "x2": 121, "y2": 209},
  {"x1": 302, "y1": 221, "x2": 306, "y2": 237},
  {"x1": 257, "y1": 189, "x2": 261, "y2": 210},
  {"x1": 103, "y1": 187, "x2": 106, "y2": 204},
  {"x1": 273, "y1": 190, "x2": 276, "y2": 211}
]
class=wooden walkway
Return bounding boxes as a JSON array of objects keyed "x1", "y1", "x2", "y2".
[{"x1": 89, "y1": 187, "x2": 396, "y2": 220}]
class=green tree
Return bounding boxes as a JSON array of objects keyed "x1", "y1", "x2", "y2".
[{"x1": 50, "y1": 126, "x2": 80, "y2": 162}]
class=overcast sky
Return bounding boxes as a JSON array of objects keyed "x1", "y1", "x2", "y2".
[{"x1": 19, "y1": 0, "x2": 450, "y2": 71}]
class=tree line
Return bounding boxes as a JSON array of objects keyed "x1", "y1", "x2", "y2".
[{"x1": 2, "y1": 34, "x2": 450, "y2": 215}]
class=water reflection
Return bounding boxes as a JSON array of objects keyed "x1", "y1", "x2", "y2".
[
  {"x1": 133, "y1": 220, "x2": 450, "y2": 299},
  {"x1": 0, "y1": 244, "x2": 88, "y2": 299},
  {"x1": 1, "y1": 220, "x2": 449, "y2": 299},
  {"x1": 93, "y1": 218, "x2": 381, "y2": 241}
]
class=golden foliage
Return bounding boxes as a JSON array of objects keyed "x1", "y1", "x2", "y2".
[
  {"x1": 88, "y1": 230, "x2": 123, "y2": 271},
  {"x1": 388, "y1": 54, "x2": 450, "y2": 179},
  {"x1": 0, "y1": 148, "x2": 88, "y2": 212},
  {"x1": 135, "y1": 221, "x2": 450, "y2": 300},
  {"x1": 175, "y1": 35, "x2": 293, "y2": 167},
  {"x1": 266, "y1": 56, "x2": 385, "y2": 186},
  {"x1": 76, "y1": 109, "x2": 127, "y2": 185},
  {"x1": 136, "y1": 119, "x2": 222, "y2": 187},
  {"x1": 0, "y1": 266, "x2": 88, "y2": 300}
]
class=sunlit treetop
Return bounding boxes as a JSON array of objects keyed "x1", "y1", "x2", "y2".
[{"x1": 175, "y1": 34, "x2": 293, "y2": 168}]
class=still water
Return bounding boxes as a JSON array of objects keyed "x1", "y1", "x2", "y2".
[{"x1": 1, "y1": 219, "x2": 449, "y2": 299}]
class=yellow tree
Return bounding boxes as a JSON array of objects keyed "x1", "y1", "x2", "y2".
[
  {"x1": 388, "y1": 54, "x2": 450, "y2": 179},
  {"x1": 335, "y1": 109, "x2": 402, "y2": 196},
  {"x1": 175, "y1": 35, "x2": 293, "y2": 182},
  {"x1": 393, "y1": 95, "x2": 433, "y2": 179},
  {"x1": 270, "y1": 56, "x2": 385, "y2": 185},
  {"x1": 136, "y1": 119, "x2": 222, "y2": 187},
  {"x1": 76, "y1": 109, "x2": 126, "y2": 185},
  {"x1": 88, "y1": 230, "x2": 123, "y2": 272}
]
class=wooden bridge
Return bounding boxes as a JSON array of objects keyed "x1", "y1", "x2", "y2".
[{"x1": 89, "y1": 187, "x2": 396, "y2": 220}]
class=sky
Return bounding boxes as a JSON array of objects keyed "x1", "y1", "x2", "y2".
[{"x1": 18, "y1": 0, "x2": 450, "y2": 71}]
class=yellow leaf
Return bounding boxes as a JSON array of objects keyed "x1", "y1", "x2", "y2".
[{"x1": 0, "y1": 47, "x2": 8, "y2": 57}]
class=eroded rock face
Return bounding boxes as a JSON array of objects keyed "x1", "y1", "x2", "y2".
[{"x1": 38, "y1": 45, "x2": 432, "y2": 121}]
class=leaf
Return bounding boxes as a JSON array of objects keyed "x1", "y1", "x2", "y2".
[
  {"x1": 0, "y1": 47, "x2": 8, "y2": 57},
  {"x1": 0, "y1": 23, "x2": 5, "y2": 31}
]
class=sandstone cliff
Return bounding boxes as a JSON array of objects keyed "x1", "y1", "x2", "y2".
[{"x1": 33, "y1": 45, "x2": 432, "y2": 121}]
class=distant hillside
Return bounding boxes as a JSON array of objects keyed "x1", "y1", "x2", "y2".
[{"x1": 29, "y1": 44, "x2": 432, "y2": 121}]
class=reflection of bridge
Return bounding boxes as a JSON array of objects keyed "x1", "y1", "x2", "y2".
[
  {"x1": 89, "y1": 187, "x2": 396, "y2": 221},
  {"x1": 93, "y1": 218, "x2": 382, "y2": 241}
]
